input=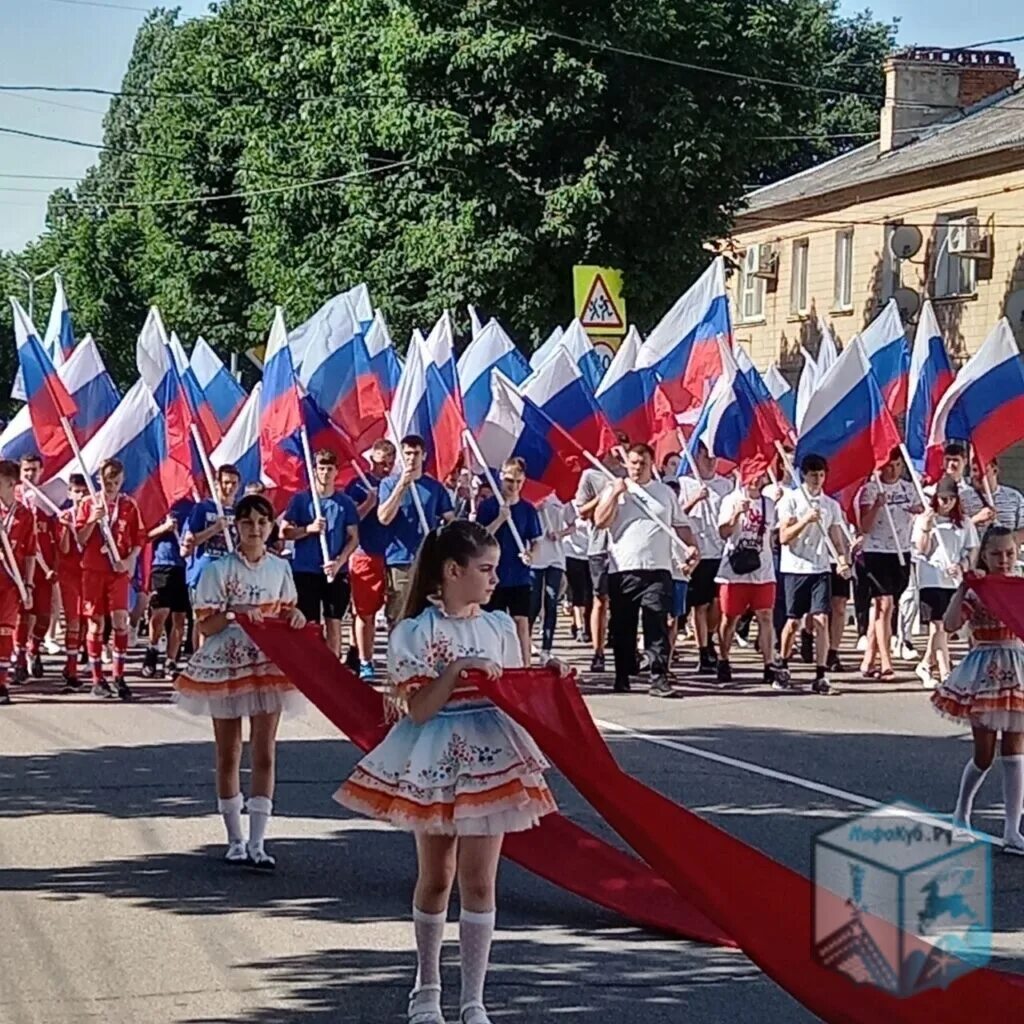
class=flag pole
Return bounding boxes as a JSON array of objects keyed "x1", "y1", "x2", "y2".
[
  {"x1": 872, "y1": 471, "x2": 908, "y2": 567},
  {"x1": 59, "y1": 414, "x2": 121, "y2": 565},
  {"x1": 189, "y1": 423, "x2": 234, "y2": 554},
  {"x1": 774, "y1": 442, "x2": 843, "y2": 565},
  {"x1": 350, "y1": 458, "x2": 372, "y2": 489},
  {"x1": 0, "y1": 520, "x2": 29, "y2": 605},
  {"x1": 385, "y1": 412, "x2": 430, "y2": 535},
  {"x1": 897, "y1": 442, "x2": 930, "y2": 509},
  {"x1": 298, "y1": 424, "x2": 334, "y2": 580},
  {"x1": 20, "y1": 478, "x2": 63, "y2": 517},
  {"x1": 462, "y1": 429, "x2": 526, "y2": 554}
]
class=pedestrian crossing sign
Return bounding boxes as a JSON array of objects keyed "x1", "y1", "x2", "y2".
[{"x1": 574, "y1": 266, "x2": 626, "y2": 336}]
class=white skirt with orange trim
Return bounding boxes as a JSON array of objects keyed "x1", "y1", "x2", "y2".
[
  {"x1": 173, "y1": 624, "x2": 305, "y2": 720},
  {"x1": 932, "y1": 640, "x2": 1024, "y2": 733},
  {"x1": 335, "y1": 698, "x2": 557, "y2": 836}
]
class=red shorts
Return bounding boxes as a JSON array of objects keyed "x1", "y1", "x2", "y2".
[
  {"x1": 0, "y1": 583, "x2": 23, "y2": 629},
  {"x1": 720, "y1": 581, "x2": 776, "y2": 617},
  {"x1": 82, "y1": 570, "x2": 130, "y2": 619},
  {"x1": 349, "y1": 552, "x2": 386, "y2": 618},
  {"x1": 59, "y1": 571, "x2": 83, "y2": 622}
]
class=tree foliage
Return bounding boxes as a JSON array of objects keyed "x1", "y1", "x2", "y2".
[{"x1": 1, "y1": 0, "x2": 895, "y2": 408}]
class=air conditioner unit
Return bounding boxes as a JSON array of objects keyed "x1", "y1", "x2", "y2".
[
  {"x1": 947, "y1": 216, "x2": 990, "y2": 259},
  {"x1": 752, "y1": 243, "x2": 779, "y2": 281}
]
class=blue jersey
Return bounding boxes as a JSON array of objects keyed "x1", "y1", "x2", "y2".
[
  {"x1": 152, "y1": 499, "x2": 194, "y2": 569},
  {"x1": 186, "y1": 499, "x2": 237, "y2": 587},
  {"x1": 344, "y1": 474, "x2": 391, "y2": 558},
  {"x1": 476, "y1": 497, "x2": 542, "y2": 588},
  {"x1": 379, "y1": 474, "x2": 454, "y2": 566},
  {"x1": 284, "y1": 490, "x2": 360, "y2": 573}
]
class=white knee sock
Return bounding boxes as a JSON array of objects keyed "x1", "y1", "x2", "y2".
[
  {"x1": 1001, "y1": 755, "x2": 1024, "y2": 843},
  {"x1": 459, "y1": 908, "x2": 495, "y2": 1012},
  {"x1": 217, "y1": 792, "x2": 244, "y2": 844},
  {"x1": 954, "y1": 759, "x2": 989, "y2": 828},
  {"x1": 412, "y1": 905, "x2": 446, "y2": 998},
  {"x1": 246, "y1": 796, "x2": 273, "y2": 854}
]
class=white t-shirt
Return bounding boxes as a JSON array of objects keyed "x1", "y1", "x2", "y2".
[
  {"x1": 778, "y1": 490, "x2": 844, "y2": 575},
  {"x1": 562, "y1": 502, "x2": 590, "y2": 561},
  {"x1": 533, "y1": 497, "x2": 572, "y2": 570},
  {"x1": 716, "y1": 491, "x2": 777, "y2": 585},
  {"x1": 677, "y1": 474, "x2": 733, "y2": 559},
  {"x1": 605, "y1": 479, "x2": 688, "y2": 573},
  {"x1": 856, "y1": 478, "x2": 919, "y2": 553},
  {"x1": 912, "y1": 513, "x2": 979, "y2": 590}
]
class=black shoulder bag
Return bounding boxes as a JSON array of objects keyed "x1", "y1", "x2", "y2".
[{"x1": 727, "y1": 497, "x2": 766, "y2": 575}]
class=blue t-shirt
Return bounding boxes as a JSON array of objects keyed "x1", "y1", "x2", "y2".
[
  {"x1": 284, "y1": 490, "x2": 360, "y2": 574},
  {"x1": 379, "y1": 474, "x2": 454, "y2": 566},
  {"x1": 185, "y1": 498, "x2": 237, "y2": 587},
  {"x1": 152, "y1": 499, "x2": 194, "y2": 568},
  {"x1": 344, "y1": 474, "x2": 391, "y2": 558},
  {"x1": 476, "y1": 496, "x2": 542, "y2": 588}
]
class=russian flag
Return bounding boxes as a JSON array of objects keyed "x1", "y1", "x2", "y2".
[
  {"x1": 595, "y1": 325, "x2": 673, "y2": 445},
  {"x1": 925, "y1": 318, "x2": 1024, "y2": 480},
  {"x1": 529, "y1": 326, "x2": 564, "y2": 371},
  {"x1": 906, "y1": 301, "x2": 955, "y2": 474},
  {"x1": 190, "y1": 336, "x2": 247, "y2": 436},
  {"x1": 259, "y1": 308, "x2": 306, "y2": 497},
  {"x1": 169, "y1": 330, "x2": 222, "y2": 449},
  {"x1": 531, "y1": 319, "x2": 604, "y2": 395},
  {"x1": 764, "y1": 363, "x2": 796, "y2": 430},
  {"x1": 298, "y1": 293, "x2": 386, "y2": 449},
  {"x1": 857, "y1": 299, "x2": 910, "y2": 417},
  {"x1": 211, "y1": 383, "x2": 273, "y2": 492},
  {"x1": 796, "y1": 338, "x2": 901, "y2": 496},
  {"x1": 288, "y1": 284, "x2": 374, "y2": 372},
  {"x1": 522, "y1": 347, "x2": 616, "y2": 462},
  {"x1": 636, "y1": 256, "x2": 730, "y2": 412},
  {"x1": 365, "y1": 309, "x2": 402, "y2": 408},
  {"x1": 11, "y1": 274, "x2": 76, "y2": 401},
  {"x1": 794, "y1": 346, "x2": 818, "y2": 433},
  {"x1": 11, "y1": 298, "x2": 77, "y2": 474},
  {"x1": 734, "y1": 346, "x2": 796, "y2": 446},
  {"x1": 457, "y1": 318, "x2": 531, "y2": 433},
  {"x1": 476, "y1": 370, "x2": 589, "y2": 502},
  {"x1": 44, "y1": 380, "x2": 170, "y2": 529}
]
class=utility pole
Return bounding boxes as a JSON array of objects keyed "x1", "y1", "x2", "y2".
[{"x1": 10, "y1": 265, "x2": 57, "y2": 321}]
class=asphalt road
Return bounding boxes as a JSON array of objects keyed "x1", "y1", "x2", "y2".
[{"x1": 1, "y1": 630, "x2": 1022, "y2": 1023}]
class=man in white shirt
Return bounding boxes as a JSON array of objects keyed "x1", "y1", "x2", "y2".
[
  {"x1": 778, "y1": 453, "x2": 852, "y2": 695},
  {"x1": 677, "y1": 443, "x2": 733, "y2": 673},
  {"x1": 594, "y1": 443, "x2": 696, "y2": 697}
]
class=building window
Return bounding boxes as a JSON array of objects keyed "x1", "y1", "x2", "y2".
[
  {"x1": 935, "y1": 212, "x2": 978, "y2": 298},
  {"x1": 882, "y1": 223, "x2": 902, "y2": 303},
  {"x1": 739, "y1": 246, "x2": 765, "y2": 321},
  {"x1": 790, "y1": 238, "x2": 810, "y2": 315},
  {"x1": 834, "y1": 229, "x2": 854, "y2": 310}
]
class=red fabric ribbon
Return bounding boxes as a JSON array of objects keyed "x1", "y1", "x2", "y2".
[
  {"x1": 965, "y1": 574, "x2": 1024, "y2": 639},
  {"x1": 243, "y1": 619, "x2": 1023, "y2": 1020}
]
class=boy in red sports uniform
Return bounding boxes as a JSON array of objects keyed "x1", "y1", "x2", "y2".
[
  {"x1": 0, "y1": 459, "x2": 37, "y2": 706},
  {"x1": 75, "y1": 458, "x2": 144, "y2": 701},
  {"x1": 13, "y1": 454, "x2": 59, "y2": 684},
  {"x1": 57, "y1": 473, "x2": 90, "y2": 692}
]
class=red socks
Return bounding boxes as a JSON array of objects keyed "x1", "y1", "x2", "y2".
[
  {"x1": 87, "y1": 634, "x2": 103, "y2": 684},
  {"x1": 113, "y1": 630, "x2": 129, "y2": 681}
]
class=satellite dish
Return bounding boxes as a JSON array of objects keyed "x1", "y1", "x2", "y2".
[
  {"x1": 893, "y1": 287, "x2": 921, "y2": 322},
  {"x1": 1006, "y1": 289, "x2": 1024, "y2": 332},
  {"x1": 890, "y1": 225, "x2": 923, "y2": 260}
]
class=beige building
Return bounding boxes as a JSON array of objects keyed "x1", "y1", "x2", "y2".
[{"x1": 726, "y1": 48, "x2": 1024, "y2": 390}]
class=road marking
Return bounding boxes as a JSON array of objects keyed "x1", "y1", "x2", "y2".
[{"x1": 594, "y1": 718, "x2": 1006, "y2": 848}]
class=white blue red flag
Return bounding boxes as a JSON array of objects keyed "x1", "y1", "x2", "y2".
[
  {"x1": 595, "y1": 325, "x2": 673, "y2": 445},
  {"x1": 11, "y1": 274, "x2": 76, "y2": 401},
  {"x1": 529, "y1": 325, "x2": 564, "y2": 371},
  {"x1": 190, "y1": 336, "x2": 247, "y2": 437},
  {"x1": 856, "y1": 298, "x2": 910, "y2": 417},
  {"x1": 794, "y1": 346, "x2": 818, "y2": 433},
  {"x1": 764, "y1": 363, "x2": 796, "y2": 429},
  {"x1": 211, "y1": 383, "x2": 271, "y2": 491},
  {"x1": 544, "y1": 319, "x2": 605, "y2": 395},
  {"x1": 925, "y1": 318, "x2": 1024, "y2": 479},
  {"x1": 365, "y1": 309, "x2": 402, "y2": 408},
  {"x1": 734, "y1": 345, "x2": 796, "y2": 446},
  {"x1": 906, "y1": 301, "x2": 955, "y2": 473},
  {"x1": 458, "y1": 318, "x2": 531, "y2": 433},
  {"x1": 259, "y1": 308, "x2": 306, "y2": 497}
]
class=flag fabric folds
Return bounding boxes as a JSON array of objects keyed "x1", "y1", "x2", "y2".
[
  {"x1": 190, "y1": 337, "x2": 246, "y2": 437},
  {"x1": 458, "y1": 318, "x2": 531, "y2": 433},
  {"x1": 595, "y1": 325, "x2": 673, "y2": 446},
  {"x1": 857, "y1": 298, "x2": 910, "y2": 417},
  {"x1": 365, "y1": 309, "x2": 403, "y2": 409},
  {"x1": 764, "y1": 363, "x2": 796, "y2": 430},
  {"x1": 211, "y1": 383, "x2": 270, "y2": 491},
  {"x1": 906, "y1": 301, "x2": 955, "y2": 473},
  {"x1": 259, "y1": 309, "x2": 307, "y2": 497},
  {"x1": 528, "y1": 325, "x2": 564, "y2": 371}
]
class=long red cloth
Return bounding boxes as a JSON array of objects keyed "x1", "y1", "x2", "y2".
[
  {"x1": 966, "y1": 574, "x2": 1024, "y2": 639},
  {"x1": 243, "y1": 620, "x2": 730, "y2": 945},
  {"x1": 244, "y1": 620, "x2": 1023, "y2": 1020}
]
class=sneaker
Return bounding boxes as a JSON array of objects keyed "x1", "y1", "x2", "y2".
[
  {"x1": 42, "y1": 637, "x2": 61, "y2": 655},
  {"x1": 12, "y1": 664, "x2": 28, "y2": 685},
  {"x1": 141, "y1": 648, "x2": 159, "y2": 680},
  {"x1": 30, "y1": 654, "x2": 44, "y2": 679},
  {"x1": 697, "y1": 651, "x2": 716, "y2": 675},
  {"x1": 734, "y1": 632, "x2": 750, "y2": 648},
  {"x1": 581, "y1": 631, "x2": 593, "y2": 645},
  {"x1": 915, "y1": 661, "x2": 937, "y2": 689},
  {"x1": 770, "y1": 662, "x2": 794, "y2": 691},
  {"x1": 61, "y1": 669, "x2": 83, "y2": 694},
  {"x1": 117, "y1": 681, "x2": 134, "y2": 702},
  {"x1": 539, "y1": 649, "x2": 552, "y2": 664},
  {"x1": 648, "y1": 677, "x2": 674, "y2": 698},
  {"x1": 1002, "y1": 835, "x2": 1024, "y2": 857},
  {"x1": 812, "y1": 677, "x2": 840, "y2": 696},
  {"x1": 460, "y1": 1004, "x2": 492, "y2": 1024},
  {"x1": 358, "y1": 661, "x2": 375, "y2": 682},
  {"x1": 101, "y1": 646, "x2": 112, "y2": 666},
  {"x1": 408, "y1": 986, "x2": 445, "y2": 1024},
  {"x1": 898, "y1": 641, "x2": 917, "y2": 661},
  {"x1": 856, "y1": 634, "x2": 868, "y2": 653},
  {"x1": 716, "y1": 659, "x2": 732, "y2": 684},
  {"x1": 799, "y1": 630, "x2": 814, "y2": 664},
  {"x1": 92, "y1": 681, "x2": 116, "y2": 700},
  {"x1": 825, "y1": 652, "x2": 846, "y2": 673},
  {"x1": 224, "y1": 840, "x2": 249, "y2": 866},
  {"x1": 246, "y1": 846, "x2": 276, "y2": 872},
  {"x1": 612, "y1": 677, "x2": 631, "y2": 693},
  {"x1": 166, "y1": 660, "x2": 179, "y2": 677},
  {"x1": 0, "y1": 685, "x2": 10, "y2": 705},
  {"x1": 344, "y1": 646, "x2": 360, "y2": 671},
  {"x1": 590, "y1": 652, "x2": 605, "y2": 673}
]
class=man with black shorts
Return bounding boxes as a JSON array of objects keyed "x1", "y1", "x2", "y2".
[
  {"x1": 143, "y1": 497, "x2": 194, "y2": 678},
  {"x1": 677, "y1": 442, "x2": 733, "y2": 673},
  {"x1": 778, "y1": 454, "x2": 851, "y2": 695},
  {"x1": 282, "y1": 449, "x2": 360, "y2": 658}
]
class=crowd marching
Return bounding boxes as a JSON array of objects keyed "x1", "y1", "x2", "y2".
[{"x1": 7, "y1": 262, "x2": 1024, "y2": 1023}]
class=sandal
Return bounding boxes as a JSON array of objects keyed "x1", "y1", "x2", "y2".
[
  {"x1": 460, "y1": 1005, "x2": 492, "y2": 1024},
  {"x1": 409, "y1": 986, "x2": 446, "y2": 1024}
]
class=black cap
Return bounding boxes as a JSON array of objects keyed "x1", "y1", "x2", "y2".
[{"x1": 936, "y1": 475, "x2": 959, "y2": 499}]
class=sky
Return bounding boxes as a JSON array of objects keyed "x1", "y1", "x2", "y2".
[{"x1": 0, "y1": 0, "x2": 1022, "y2": 254}]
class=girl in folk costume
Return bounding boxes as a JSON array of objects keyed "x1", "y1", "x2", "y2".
[
  {"x1": 932, "y1": 526, "x2": 1024, "y2": 853},
  {"x1": 336, "y1": 520, "x2": 561, "y2": 1024},
  {"x1": 173, "y1": 494, "x2": 306, "y2": 870}
]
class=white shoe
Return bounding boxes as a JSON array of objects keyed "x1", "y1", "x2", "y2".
[
  {"x1": 1002, "y1": 835, "x2": 1024, "y2": 856},
  {"x1": 735, "y1": 633, "x2": 750, "y2": 648},
  {"x1": 224, "y1": 840, "x2": 248, "y2": 865},
  {"x1": 460, "y1": 1005, "x2": 492, "y2": 1024},
  {"x1": 408, "y1": 986, "x2": 445, "y2": 1024},
  {"x1": 915, "y1": 662, "x2": 936, "y2": 689},
  {"x1": 856, "y1": 635, "x2": 868, "y2": 653},
  {"x1": 898, "y1": 641, "x2": 917, "y2": 661},
  {"x1": 101, "y1": 646, "x2": 112, "y2": 665},
  {"x1": 42, "y1": 637, "x2": 61, "y2": 655}
]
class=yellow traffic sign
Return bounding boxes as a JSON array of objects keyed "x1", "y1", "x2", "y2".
[{"x1": 574, "y1": 265, "x2": 626, "y2": 335}]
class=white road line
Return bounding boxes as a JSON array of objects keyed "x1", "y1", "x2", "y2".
[{"x1": 594, "y1": 717, "x2": 1006, "y2": 848}]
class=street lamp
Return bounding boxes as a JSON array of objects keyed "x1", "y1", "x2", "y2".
[{"x1": 10, "y1": 265, "x2": 58, "y2": 322}]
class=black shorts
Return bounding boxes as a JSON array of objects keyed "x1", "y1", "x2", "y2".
[
  {"x1": 919, "y1": 587, "x2": 954, "y2": 624},
  {"x1": 687, "y1": 558, "x2": 720, "y2": 609},
  {"x1": 150, "y1": 565, "x2": 190, "y2": 613},
  {"x1": 294, "y1": 570, "x2": 352, "y2": 623},
  {"x1": 862, "y1": 552, "x2": 911, "y2": 599},
  {"x1": 588, "y1": 554, "x2": 610, "y2": 599},
  {"x1": 830, "y1": 566, "x2": 852, "y2": 601},
  {"x1": 784, "y1": 572, "x2": 832, "y2": 618},
  {"x1": 565, "y1": 557, "x2": 593, "y2": 608},
  {"x1": 487, "y1": 585, "x2": 533, "y2": 619}
]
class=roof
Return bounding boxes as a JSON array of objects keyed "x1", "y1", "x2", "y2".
[{"x1": 741, "y1": 79, "x2": 1024, "y2": 217}]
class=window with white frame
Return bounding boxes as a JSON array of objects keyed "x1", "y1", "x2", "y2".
[
  {"x1": 934, "y1": 212, "x2": 978, "y2": 298},
  {"x1": 834, "y1": 229, "x2": 854, "y2": 310},
  {"x1": 882, "y1": 223, "x2": 902, "y2": 303},
  {"x1": 739, "y1": 246, "x2": 765, "y2": 321},
  {"x1": 790, "y1": 238, "x2": 809, "y2": 315}
]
